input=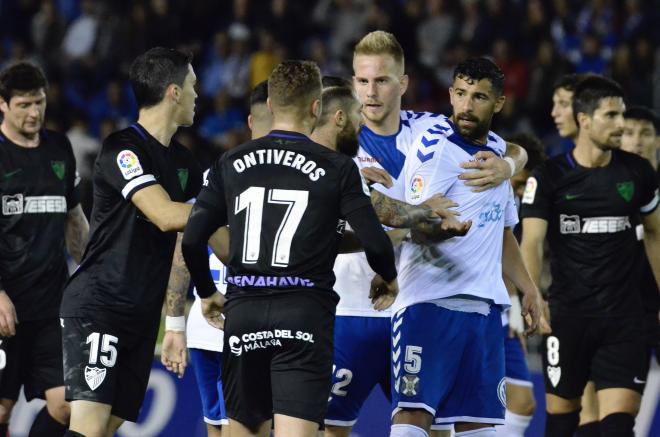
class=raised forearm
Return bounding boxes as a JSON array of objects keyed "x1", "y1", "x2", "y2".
[
  {"x1": 166, "y1": 233, "x2": 189, "y2": 317},
  {"x1": 370, "y1": 190, "x2": 430, "y2": 228},
  {"x1": 504, "y1": 142, "x2": 529, "y2": 176},
  {"x1": 65, "y1": 204, "x2": 89, "y2": 263}
]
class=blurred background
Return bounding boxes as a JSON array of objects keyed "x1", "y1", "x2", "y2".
[
  {"x1": 1, "y1": 0, "x2": 658, "y2": 215},
  {"x1": 1, "y1": 0, "x2": 659, "y2": 435}
]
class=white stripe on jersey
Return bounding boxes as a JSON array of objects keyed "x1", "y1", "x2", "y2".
[
  {"x1": 393, "y1": 117, "x2": 515, "y2": 313},
  {"x1": 121, "y1": 174, "x2": 156, "y2": 198},
  {"x1": 333, "y1": 112, "x2": 507, "y2": 317}
]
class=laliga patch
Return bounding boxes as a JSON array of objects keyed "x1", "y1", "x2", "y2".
[
  {"x1": 410, "y1": 174, "x2": 424, "y2": 201},
  {"x1": 84, "y1": 366, "x2": 107, "y2": 391},
  {"x1": 116, "y1": 150, "x2": 144, "y2": 180},
  {"x1": 521, "y1": 177, "x2": 537, "y2": 204}
]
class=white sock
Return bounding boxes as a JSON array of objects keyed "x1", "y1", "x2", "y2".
[
  {"x1": 455, "y1": 427, "x2": 496, "y2": 436},
  {"x1": 495, "y1": 410, "x2": 533, "y2": 437},
  {"x1": 391, "y1": 424, "x2": 429, "y2": 437}
]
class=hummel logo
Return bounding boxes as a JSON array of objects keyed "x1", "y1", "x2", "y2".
[
  {"x1": 3, "y1": 169, "x2": 22, "y2": 180},
  {"x1": 564, "y1": 193, "x2": 583, "y2": 200},
  {"x1": 633, "y1": 377, "x2": 646, "y2": 384}
]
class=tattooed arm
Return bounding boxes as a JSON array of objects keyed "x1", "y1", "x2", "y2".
[
  {"x1": 162, "y1": 233, "x2": 189, "y2": 378},
  {"x1": 370, "y1": 190, "x2": 433, "y2": 228},
  {"x1": 65, "y1": 204, "x2": 89, "y2": 264}
]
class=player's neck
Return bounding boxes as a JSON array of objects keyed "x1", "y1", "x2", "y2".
[
  {"x1": 573, "y1": 136, "x2": 612, "y2": 168},
  {"x1": 270, "y1": 118, "x2": 314, "y2": 137},
  {"x1": 137, "y1": 107, "x2": 178, "y2": 147},
  {"x1": 309, "y1": 126, "x2": 336, "y2": 152},
  {"x1": 364, "y1": 109, "x2": 400, "y2": 136},
  {"x1": 0, "y1": 122, "x2": 39, "y2": 148}
]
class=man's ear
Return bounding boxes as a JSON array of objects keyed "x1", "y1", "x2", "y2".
[
  {"x1": 247, "y1": 114, "x2": 254, "y2": 131},
  {"x1": 494, "y1": 95, "x2": 506, "y2": 114},
  {"x1": 334, "y1": 109, "x2": 345, "y2": 128},
  {"x1": 399, "y1": 74, "x2": 409, "y2": 96},
  {"x1": 167, "y1": 83, "x2": 181, "y2": 104},
  {"x1": 266, "y1": 97, "x2": 273, "y2": 114},
  {"x1": 576, "y1": 112, "x2": 590, "y2": 131},
  {"x1": 311, "y1": 98, "x2": 321, "y2": 118}
]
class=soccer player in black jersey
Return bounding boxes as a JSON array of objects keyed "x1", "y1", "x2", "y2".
[
  {"x1": 59, "y1": 48, "x2": 203, "y2": 437},
  {"x1": 0, "y1": 62, "x2": 89, "y2": 437},
  {"x1": 520, "y1": 76, "x2": 660, "y2": 437},
  {"x1": 621, "y1": 106, "x2": 660, "y2": 384},
  {"x1": 182, "y1": 60, "x2": 398, "y2": 437}
]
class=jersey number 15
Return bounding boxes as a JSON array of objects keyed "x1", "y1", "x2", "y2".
[{"x1": 235, "y1": 187, "x2": 309, "y2": 268}]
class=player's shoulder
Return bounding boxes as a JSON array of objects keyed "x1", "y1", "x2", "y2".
[
  {"x1": 614, "y1": 149, "x2": 654, "y2": 170},
  {"x1": 101, "y1": 124, "x2": 146, "y2": 153},
  {"x1": 43, "y1": 129, "x2": 76, "y2": 157}
]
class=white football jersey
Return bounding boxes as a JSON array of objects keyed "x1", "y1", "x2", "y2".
[
  {"x1": 393, "y1": 115, "x2": 516, "y2": 314},
  {"x1": 186, "y1": 249, "x2": 227, "y2": 352},
  {"x1": 334, "y1": 111, "x2": 445, "y2": 317}
]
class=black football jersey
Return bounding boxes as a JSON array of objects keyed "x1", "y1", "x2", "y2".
[
  {"x1": 197, "y1": 130, "x2": 372, "y2": 299},
  {"x1": 60, "y1": 123, "x2": 202, "y2": 333},
  {"x1": 0, "y1": 130, "x2": 80, "y2": 320},
  {"x1": 520, "y1": 149, "x2": 659, "y2": 316}
]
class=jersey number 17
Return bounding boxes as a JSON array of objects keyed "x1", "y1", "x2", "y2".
[{"x1": 235, "y1": 186, "x2": 309, "y2": 268}]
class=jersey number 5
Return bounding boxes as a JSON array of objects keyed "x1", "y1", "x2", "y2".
[{"x1": 235, "y1": 187, "x2": 309, "y2": 268}]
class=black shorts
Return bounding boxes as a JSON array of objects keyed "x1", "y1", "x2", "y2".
[
  {"x1": 62, "y1": 317, "x2": 156, "y2": 422},
  {"x1": 222, "y1": 291, "x2": 335, "y2": 432},
  {"x1": 0, "y1": 318, "x2": 64, "y2": 401},
  {"x1": 542, "y1": 315, "x2": 648, "y2": 399}
]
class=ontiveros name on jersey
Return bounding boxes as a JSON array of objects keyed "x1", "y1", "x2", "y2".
[
  {"x1": 559, "y1": 214, "x2": 631, "y2": 234},
  {"x1": 232, "y1": 149, "x2": 326, "y2": 182},
  {"x1": 2, "y1": 194, "x2": 67, "y2": 215}
]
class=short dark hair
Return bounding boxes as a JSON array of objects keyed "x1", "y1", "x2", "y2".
[
  {"x1": 572, "y1": 75, "x2": 624, "y2": 124},
  {"x1": 552, "y1": 73, "x2": 583, "y2": 93},
  {"x1": 129, "y1": 47, "x2": 192, "y2": 109},
  {"x1": 268, "y1": 60, "x2": 321, "y2": 112},
  {"x1": 624, "y1": 106, "x2": 659, "y2": 131},
  {"x1": 322, "y1": 75, "x2": 352, "y2": 89},
  {"x1": 506, "y1": 133, "x2": 546, "y2": 171},
  {"x1": 319, "y1": 86, "x2": 357, "y2": 125},
  {"x1": 453, "y1": 57, "x2": 505, "y2": 95},
  {"x1": 0, "y1": 62, "x2": 48, "y2": 102},
  {"x1": 249, "y1": 80, "x2": 268, "y2": 107}
]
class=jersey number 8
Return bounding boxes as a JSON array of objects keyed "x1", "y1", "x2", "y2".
[{"x1": 235, "y1": 187, "x2": 309, "y2": 268}]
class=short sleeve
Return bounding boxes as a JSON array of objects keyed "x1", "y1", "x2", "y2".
[
  {"x1": 196, "y1": 157, "x2": 227, "y2": 211},
  {"x1": 339, "y1": 160, "x2": 373, "y2": 217},
  {"x1": 63, "y1": 136, "x2": 81, "y2": 209},
  {"x1": 99, "y1": 140, "x2": 157, "y2": 200},
  {"x1": 637, "y1": 158, "x2": 659, "y2": 215},
  {"x1": 404, "y1": 137, "x2": 460, "y2": 205},
  {"x1": 519, "y1": 164, "x2": 552, "y2": 220},
  {"x1": 504, "y1": 184, "x2": 519, "y2": 228}
]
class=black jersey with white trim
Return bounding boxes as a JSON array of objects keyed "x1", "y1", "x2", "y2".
[
  {"x1": 0, "y1": 130, "x2": 80, "y2": 320},
  {"x1": 60, "y1": 124, "x2": 202, "y2": 333},
  {"x1": 520, "y1": 149, "x2": 659, "y2": 317},
  {"x1": 198, "y1": 130, "x2": 372, "y2": 300}
]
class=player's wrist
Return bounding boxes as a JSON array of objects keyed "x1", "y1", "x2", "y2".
[
  {"x1": 503, "y1": 156, "x2": 516, "y2": 178},
  {"x1": 165, "y1": 315, "x2": 186, "y2": 332}
]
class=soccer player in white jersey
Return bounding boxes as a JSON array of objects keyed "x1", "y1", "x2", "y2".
[
  {"x1": 379, "y1": 57, "x2": 542, "y2": 437},
  {"x1": 325, "y1": 31, "x2": 530, "y2": 437}
]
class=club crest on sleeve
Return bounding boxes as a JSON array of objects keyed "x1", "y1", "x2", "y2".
[
  {"x1": 521, "y1": 177, "x2": 537, "y2": 204},
  {"x1": 116, "y1": 150, "x2": 144, "y2": 180},
  {"x1": 84, "y1": 366, "x2": 106, "y2": 391},
  {"x1": 410, "y1": 175, "x2": 424, "y2": 201}
]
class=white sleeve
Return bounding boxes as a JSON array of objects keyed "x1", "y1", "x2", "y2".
[
  {"x1": 404, "y1": 136, "x2": 459, "y2": 205},
  {"x1": 504, "y1": 184, "x2": 519, "y2": 228}
]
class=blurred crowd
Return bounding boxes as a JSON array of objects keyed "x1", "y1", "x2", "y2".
[{"x1": 0, "y1": 0, "x2": 658, "y2": 213}]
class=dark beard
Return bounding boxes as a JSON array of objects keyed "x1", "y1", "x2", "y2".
[
  {"x1": 453, "y1": 114, "x2": 490, "y2": 143},
  {"x1": 336, "y1": 121, "x2": 360, "y2": 157}
]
